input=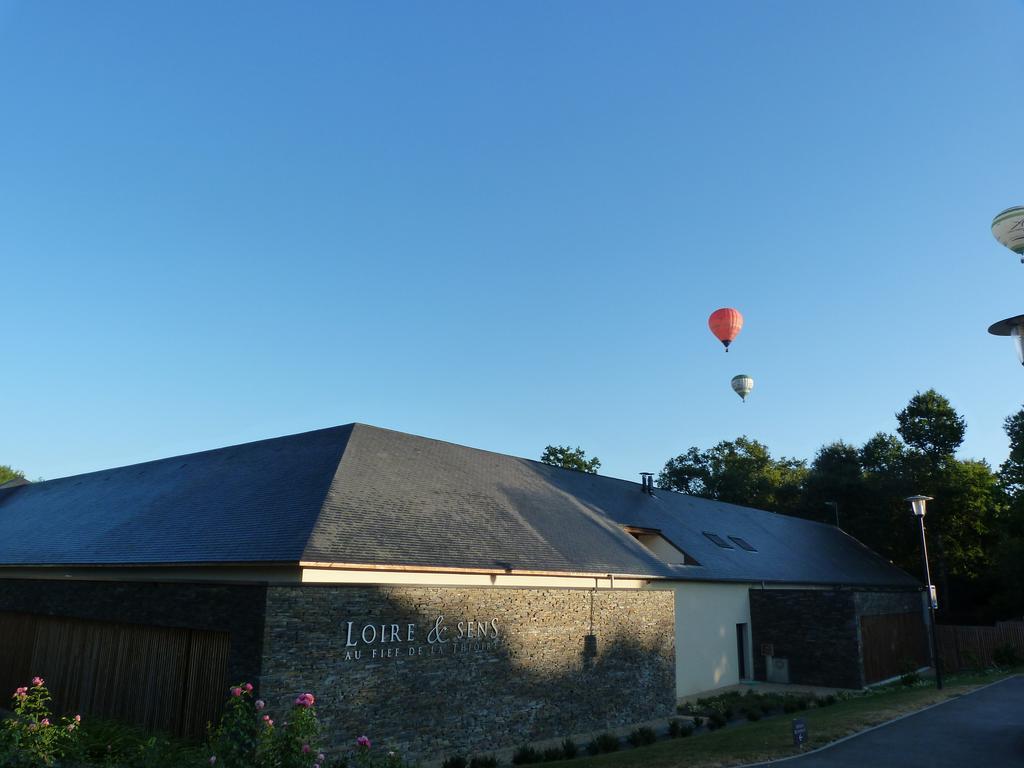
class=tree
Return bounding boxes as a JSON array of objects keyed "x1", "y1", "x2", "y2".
[
  {"x1": 540, "y1": 445, "x2": 601, "y2": 474},
  {"x1": 889, "y1": 392, "x2": 999, "y2": 618},
  {"x1": 855, "y1": 432, "x2": 919, "y2": 572},
  {"x1": 896, "y1": 389, "x2": 966, "y2": 467},
  {"x1": 798, "y1": 441, "x2": 865, "y2": 525},
  {"x1": 860, "y1": 432, "x2": 908, "y2": 477},
  {"x1": 0, "y1": 465, "x2": 24, "y2": 486},
  {"x1": 658, "y1": 436, "x2": 806, "y2": 513},
  {"x1": 993, "y1": 406, "x2": 1024, "y2": 617},
  {"x1": 998, "y1": 408, "x2": 1024, "y2": 502}
]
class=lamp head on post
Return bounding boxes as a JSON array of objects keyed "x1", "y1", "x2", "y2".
[{"x1": 906, "y1": 495, "x2": 932, "y2": 518}]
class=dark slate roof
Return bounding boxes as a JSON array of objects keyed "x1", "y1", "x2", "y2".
[{"x1": 0, "y1": 423, "x2": 917, "y2": 587}]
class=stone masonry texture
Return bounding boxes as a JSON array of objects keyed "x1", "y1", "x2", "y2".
[
  {"x1": 750, "y1": 588, "x2": 922, "y2": 689},
  {"x1": 261, "y1": 586, "x2": 676, "y2": 762},
  {"x1": 0, "y1": 579, "x2": 267, "y2": 686}
]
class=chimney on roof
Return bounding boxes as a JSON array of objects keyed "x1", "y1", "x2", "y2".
[{"x1": 639, "y1": 472, "x2": 654, "y2": 496}]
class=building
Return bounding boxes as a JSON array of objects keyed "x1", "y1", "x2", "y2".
[{"x1": 0, "y1": 424, "x2": 926, "y2": 759}]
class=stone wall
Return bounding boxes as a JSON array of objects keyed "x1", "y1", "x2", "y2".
[
  {"x1": 0, "y1": 579, "x2": 267, "y2": 685},
  {"x1": 749, "y1": 588, "x2": 923, "y2": 689},
  {"x1": 261, "y1": 586, "x2": 675, "y2": 761},
  {"x1": 854, "y1": 590, "x2": 923, "y2": 618}
]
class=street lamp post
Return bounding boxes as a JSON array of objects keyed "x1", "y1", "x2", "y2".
[
  {"x1": 824, "y1": 501, "x2": 839, "y2": 528},
  {"x1": 906, "y1": 495, "x2": 943, "y2": 690}
]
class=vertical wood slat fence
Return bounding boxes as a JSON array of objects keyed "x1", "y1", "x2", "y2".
[
  {"x1": 859, "y1": 612, "x2": 928, "y2": 684},
  {"x1": 937, "y1": 621, "x2": 1024, "y2": 672},
  {"x1": 0, "y1": 611, "x2": 229, "y2": 738}
]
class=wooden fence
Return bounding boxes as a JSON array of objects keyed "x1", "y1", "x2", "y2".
[
  {"x1": 0, "y1": 611, "x2": 229, "y2": 738},
  {"x1": 860, "y1": 612, "x2": 928, "y2": 684},
  {"x1": 936, "y1": 621, "x2": 1024, "y2": 672}
]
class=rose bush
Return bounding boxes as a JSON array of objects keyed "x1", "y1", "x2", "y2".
[
  {"x1": 0, "y1": 677, "x2": 81, "y2": 766},
  {"x1": 208, "y1": 684, "x2": 323, "y2": 768}
]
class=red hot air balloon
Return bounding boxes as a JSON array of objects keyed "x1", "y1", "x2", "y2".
[{"x1": 708, "y1": 308, "x2": 744, "y2": 351}]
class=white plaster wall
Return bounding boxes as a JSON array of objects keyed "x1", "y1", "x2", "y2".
[{"x1": 673, "y1": 582, "x2": 755, "y2": 699}]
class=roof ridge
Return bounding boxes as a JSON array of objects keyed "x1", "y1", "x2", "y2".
[{"x1": 341, "y1": 423, "x2": 655, "y2": 489}]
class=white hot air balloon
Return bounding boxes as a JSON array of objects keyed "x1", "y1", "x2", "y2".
[
  {"x1": 992, "y1": 207, "x2": 1024, "y2": 263},
  {"x1": 731, "y1": 374, "x2": 754, "y2": 402}
]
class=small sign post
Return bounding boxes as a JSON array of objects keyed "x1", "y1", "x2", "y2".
[{"x1": 792, "y1": 718, "x2": 808, "y2": 749}]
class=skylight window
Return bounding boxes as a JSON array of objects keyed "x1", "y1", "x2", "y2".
[
  {"x1": 702, "y1": 531, "x2": 734, "y2": 549},
  {"x1": 728, "y1": 536, "x2": 757, "y2": 552}
]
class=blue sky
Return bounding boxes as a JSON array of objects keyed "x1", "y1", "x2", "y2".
[{"x1": 2, "y1": 1, "x2": 1024, "y2": 482}]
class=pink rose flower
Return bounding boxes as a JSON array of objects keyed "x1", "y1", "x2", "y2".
[
  {"x1": 67, "y1": 724, "x2": 75, "y2": 733},
  {"x1": 318, "y1": 754, "x2": 325, "y2": 762},
  {"x1": 357, "y1": 735, "x2": 371, "y2": 749},
  {"x1": 262, "y1": 714, "x2": 273, "y2": 727},
  {"x1": 14, "y1": 687, "x2": 27, "y2": 699},
  {"x1": 230, "y1": 687, "x2": 242, "y2": 697},
  {"x1": 31, "y1": 677, "x2": 43, "y2": 687},
  {"x1": 302, "y1": 744, "x2": 311, "y2": 754},
  {"x1": 255, "y1": 699, "x2": 265, "y2": 710},
  {"x1": 40, "y1": 718, "x2": 50, "y2": 727},
  {"x1": 244, "y1": 683, "x2": 253, "y2": 692},
  {"x1": 74, "y1": 715, "x2": 81, "y2": 723}
]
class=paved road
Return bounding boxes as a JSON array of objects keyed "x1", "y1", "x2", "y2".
[{"x1": 767, "y1": 676, "x2": 1024, "y2": 767}]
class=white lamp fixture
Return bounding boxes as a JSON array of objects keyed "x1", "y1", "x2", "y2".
[
  {"x1": 906, "y1": 494, "x2": 932, "y2": 518},
  {"x1": 987, "y1": 316, "x2": 1024, "y2": 366}
]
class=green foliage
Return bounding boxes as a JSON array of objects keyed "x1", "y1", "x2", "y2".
[
  {"x1": 542, "y1": 746, "x2": 564, "y2": 761},
  {"x1": 899, "y1": 658, "x2": 921, "y2": 686},
  {"x1": 207, "y1": 684, "x2": 337, "y2": 768},
  {"x1": 512, "y1": 745, "x2": 543, "y2": 765},
  {"x1": 896, "y1": 390, "x2": 966, "y2": 465},
  {"x1": 0, "y1": 465, "x2": 24, "y2": 486},
  {"x1": 62, "y1": 718, "x2": 205, "y2": 768},
  {"x1": 706, "y1": 712, "x2": 727, "y2": 730},
  {"x1": 559, "y1": 739, "x2": 578, "y2": 759},
  {"x1": 959, "y1": 649, "x2": 982, "y2": 671},
  {"x1": 0, "y1": 677, "x2": 82, "y2": 767},
  {"x1": 657, "y1": 389, "x2": 1017, "y2": 621},
  {"x1": 469, "y1": 756, "x2": 497, "y2": 768},
  {"x1": 586, "y1": 734, "x2": 620, "y2": 755},
  {"x1": 993, "y1": 643, "x2": 1022, "y2": 667},
  {"x1": 690, "y1": 716, "x2": 704, "y2": 728},
  {"x1": 667, "y1": 720, "x2": 693, "y2": 739},
  {"x1": 800, "y1": 441, "x2": 864, "y2": 523},
  {"x1": 539, "y1": 445, "x2": 601, "y2": 474},
  {"x1": 442, "y1": 756, "x2": 467, "y2": 768},
  {"x1": 743, "y1": 707, "x2": 762, "y2": 722},
  {"x1": 1000, "y1": 408, "x2": 1024, "y2": 498},
  {"x1": 658, "y1": 436, "x2": 806, "y2": 513},
  {"x1": 626, "y1": 727, "x2": 656, "y2": 747}
]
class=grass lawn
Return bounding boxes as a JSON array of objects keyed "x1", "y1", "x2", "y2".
[{"x1": 559, "y1": 670, "x2": 1020, "y2": 768}]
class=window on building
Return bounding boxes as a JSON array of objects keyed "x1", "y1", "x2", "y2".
[
  {"x1": 702, "y1": 531, "x2": 734, "y2": 549},
  {"x1": 624, "y1": 526, "x2": 701, "y2": 566},
  {"x1": 728, "y1": 536, "x2": 757, "y2": 552}
]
